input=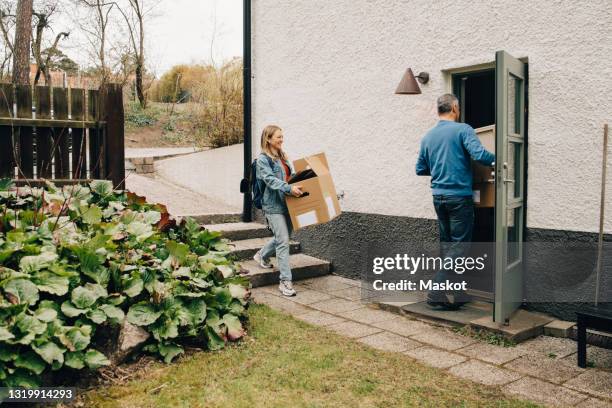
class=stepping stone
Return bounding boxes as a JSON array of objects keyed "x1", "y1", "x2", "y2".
[
  {"x1": 404, "y1": 346, "x2": 467, "y2": 369},
  {"x1": 240, "y1": 254, "x2": 331, "y2": 287},
  {"x1": 371, "y1": 317, "x2": 431, "y2": 338},
  {"x1": 309, "y1": 298, "x2": 365, "y2": 314},
  {"x1": 502, "y1": 377, "x2": 588, "y2": 407},
  {"x1": 448, "y1": 360, "x2": 523, "y2": 386},
  {"x1": 300, "y1": 275, "x2": 357, "y2": 292},
  {"x1": 229, "y1": 237, "x2": 300, "y2": 260},
  {"x1": 410, "y1": 327, "x2": 477, "y2": 351},
  {"x1": 295, "y1": 311, "x2": 347, "y2": 327},
  {"x1": 456, "y1": 342, "x2": 527, "y2": 365},
  {"x1": 564, "y1": 370, "x2": 612, "y2": 400},
  {"x1": 327, "y1": 321, "x2": 382, "y2": 339},
  {"x1": 205, "y1": 222, "x2": 271, "y2": 241},
  {"x1": 358, "y1": 332, "x2": 421, "y2": 353},
  {"x1": 576, "y1": 397, "x2": 612, "y2": 408},
  {"x1": 503, "y1": 355, "x2": 585, "y2": 384},
  {"x1": 337, "y1": 307, "x2": 398, "y2": 325},
  {"x1": 289, "y1": 289, "x2": 334, "y2": 305},
  {"x1": 514, "y1": 335, "x2": 578, "y2": 359},
  {"x1": 187, "y1": 213, "x2": 242, "y2": 224}
]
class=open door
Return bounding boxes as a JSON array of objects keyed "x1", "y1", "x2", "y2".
[{"x1": 494, "y1": 51, "x2": 526, "y2": 323}]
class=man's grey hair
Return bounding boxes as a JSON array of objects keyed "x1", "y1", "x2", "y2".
[{"x1": 437, "y1": 93, "x2": 459, "y2": 115}]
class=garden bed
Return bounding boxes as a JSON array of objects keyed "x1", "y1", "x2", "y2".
[{"x1": 0, "y1": 179, "x2": 250, "y2": 390}]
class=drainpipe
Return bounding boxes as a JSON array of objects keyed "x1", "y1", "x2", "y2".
[{"x1": 241, "y1": 0, "x2": 253, "y2": 222}]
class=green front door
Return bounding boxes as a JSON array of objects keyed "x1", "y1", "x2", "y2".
[{"x1": 494, "y1": 51, "x2": 527, "y2": 324}]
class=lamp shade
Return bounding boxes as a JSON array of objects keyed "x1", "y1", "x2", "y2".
[{"x1": 395, "y1": 68, "x2": 421, "y2": 94}]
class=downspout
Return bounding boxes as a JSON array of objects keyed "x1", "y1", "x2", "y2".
[{"x1": 241, "y1": 0, "x2": 253, "y2": 222}]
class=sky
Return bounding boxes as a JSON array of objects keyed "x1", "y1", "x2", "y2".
[
  {"x1": 148, "y1": 0, "x2": 243, "y2": 74},
  {"x1": 55, "y1": 0, "x2": 243, "y2": 77}
]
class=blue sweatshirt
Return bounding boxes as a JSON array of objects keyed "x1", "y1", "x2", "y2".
[{"x1": 416, "y1": 120, "x2": 495, "y2": 196}]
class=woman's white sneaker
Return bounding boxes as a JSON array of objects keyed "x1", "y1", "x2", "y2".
[
  {"x1": 279, "y1": 280, "x2": 296, "y2": 296},
  {"x1": 253, "y1": 251, "x2": 273, "y2": 268}
]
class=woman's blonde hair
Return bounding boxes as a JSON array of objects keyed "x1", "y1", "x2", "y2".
[{"x1": 260, "y1": 124, "x2": 288, "y2": 161}]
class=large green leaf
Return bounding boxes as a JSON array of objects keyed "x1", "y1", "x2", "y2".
[
  {"x1": 166, "y1": 240, "x2": 189, "y2": 263},
  {"x1": 178, "y1": 299, "x2": 207, "y2": 327},
  {"x1": 18, "y1": 251, "x2": 58, "y2": 273},
  {"x1": 222, "y1": 314, "x2": 245, "y2": 341},
  {"x1": 71, "y1": 284, "x2": 107, "y2": 309},
  {"x1": 84, "y1": 349, "x2": 110, "y2": 369},
  {"x1": 0, "y1": 326, "x2": 15, "y2": 341},
  {"x1": 64, "y1": 351, "x2": 85, "y2": 369},
  {"x1": 90, "y1": 180, "x2": 113, "y2": 197},
  {"x1": 32, "y1": 342, "x2": 65, "y2": 365},
  {"x1": 80, "y1": 204, "x2": 102, "y2": 225},
  {"x1": 34, "y1": 307, "x2": 58, "y2": 323},
  {"x1": 31, "y1": 272, "x2": 70, "y2": 296},
  {"x1": 61, "y1": 301, "x2": 87, "y2": 317},
  {"x1": 3, "y1": 279, "x2": 39, "y2": 305},
  {"x1": 99, "y1": 304, "x2": 125, "y2": 323},
  {"x1": 127, "y1": 221, "x2": 154, "y2": 242},
  {"x1": 150, "y1": 317, "x2": 179, "y2": 340},
  {"x1": 14, "y1": 351, "x2": 46, "y2": 375},
  {"x1": 204, "y1": 326, "x2": 225, "y2": 351},
  {"x1": 158, "y1": 342, "x2": 183, "y2": 364},
  {"x1": 87, "y1": 309, "x2": 107, "y2": 324},
  {"x1": 122, "y1": 276, "x2": 144, "y2": 297},
  {"x1": 0, "y1": 344, "x2": 18, "y2": 362},
  {"x1": 228, "y1": 283, "x2": 249, "y2": 302},
  {"x1": 127, "y1": 303, "x2": 162, "y2": 326},
  {"x1": 216, "y1": 265, "x2": 234, "y2": 278},
  {"x1": 59, "y1": 327, "x2": 91, "y2": 352},
  {"x1": 3, "y1": 368, "x2": 40, "y2": 388}
]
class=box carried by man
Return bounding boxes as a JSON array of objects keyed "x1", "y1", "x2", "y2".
[
  {"x1": 472, "y1": 125, "x2": 495, "y2": 208},
  {"x1": 286, "y1": 152, "x2": 341, "y2": 230}
]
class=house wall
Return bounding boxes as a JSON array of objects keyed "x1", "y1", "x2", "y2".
[
  {"x1": 252, "y1": 0, "x2": 612, "y2": 234},
  {"x1": 251, "y1": 0, "x2": 612, "y2": 319}
]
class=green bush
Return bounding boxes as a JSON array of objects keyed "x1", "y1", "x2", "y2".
[
  {"x1": 125, "y1": 101, "x2": 162, "y2": 129},
  {"x1": 0, "y1": 179, "x2": 249, "y2": 387}
]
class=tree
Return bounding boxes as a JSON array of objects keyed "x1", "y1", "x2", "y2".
[
  {"x1": 116, "y1": 0, "x2": 153, "y2": 108},
  {"x1": 11, "y1": 0, "x2": 32, "y2": 84},
  {"x1": 73, "y1": 0, "x2": 114, "y2": 84},
  {"x1": 31, "y1": 4, "x2": 69, "y2": 85},
  {"x1": 0, "y1": 2, "x2": 16, "y2": 80}
]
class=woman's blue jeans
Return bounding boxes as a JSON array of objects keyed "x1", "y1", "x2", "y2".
[{"x1": 260, "y1": 213, "x2": 293, "y2": 282}]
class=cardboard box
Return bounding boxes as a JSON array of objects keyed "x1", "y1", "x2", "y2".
[
  {"x1": 473, "y1": 182, "x2": 495, "y2": 208},
  {"x1": 472, "y1": 125, "x2": 495, "y2": 183},
  {"x1": 286, "y1": 152, "x2": 341, "y2": 230},
  {"x1": 472, "y1": 125, "x2": 495, "y2": 208}
]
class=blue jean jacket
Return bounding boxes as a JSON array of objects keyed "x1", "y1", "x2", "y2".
[{"x1": 256, "y1": 153, "x2": 296, "y2": 214}]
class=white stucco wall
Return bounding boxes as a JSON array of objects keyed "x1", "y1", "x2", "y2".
[{"x1": 251, "y1": 0, "x2": 612, "y2": 234}]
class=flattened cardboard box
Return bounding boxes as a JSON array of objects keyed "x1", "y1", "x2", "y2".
[
  {"x1": 472, "y1": 125, "x2": 495, "y2": 208},
  {"x1": 286, "y1": 152, "x2": 341, "y2": 230}
]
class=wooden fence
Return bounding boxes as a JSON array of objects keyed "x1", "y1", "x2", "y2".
[{"x1": 0, "y1": 83, "x2": 125, "y2": 188}]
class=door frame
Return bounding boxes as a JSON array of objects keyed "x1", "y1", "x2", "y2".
[{"x1": 446, "y1": 58, "x2": 529, "y2": 317}]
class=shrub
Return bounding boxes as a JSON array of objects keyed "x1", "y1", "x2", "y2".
[
  {"x1": 125, "y1": 101, "x2": 162, "y2": 129},
  {"x1": 0, "y1": 179, "x2": 249, "y2": 387}
]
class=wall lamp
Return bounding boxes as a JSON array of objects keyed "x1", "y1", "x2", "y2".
[{"x1": 395, "y1": 68, "x2": 429, "y2": 95}]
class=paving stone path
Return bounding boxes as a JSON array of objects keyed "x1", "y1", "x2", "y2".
[{"x1": 252, "y1": 275, "x2": 612, "y2": 408}]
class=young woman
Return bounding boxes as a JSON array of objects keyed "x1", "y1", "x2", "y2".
[{"x1": 253, "y1": 125, "x2": 303, "y2": 296}]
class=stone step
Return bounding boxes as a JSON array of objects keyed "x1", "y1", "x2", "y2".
[
  {"x1": 240, "y1": 253, "x2": 331, "y2": 287},
  {"x1": 230, "y1": 237, "x2": 300, "y2": 260},
  {"x1": 205, "y1": 222, "x2": 272, "y2": 241}
]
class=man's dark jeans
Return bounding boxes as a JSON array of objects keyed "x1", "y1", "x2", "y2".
[{"x1": 429, "y1": 195, "x2": 474, "y2": 302}]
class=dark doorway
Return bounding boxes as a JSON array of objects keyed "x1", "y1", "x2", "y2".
[{"x1": 452, "y1": 69, "x2": 495, "y2": 129}]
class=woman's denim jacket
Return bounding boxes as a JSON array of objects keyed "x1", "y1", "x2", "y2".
[{"x1": 256, "y1": 153, "x2": 296, "y2": 214}]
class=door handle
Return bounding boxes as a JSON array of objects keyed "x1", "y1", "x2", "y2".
[{"x1": 503, "y1": 179, "x2": 515, "y2": 184}]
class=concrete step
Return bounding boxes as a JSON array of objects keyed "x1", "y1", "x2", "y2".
[
  {"x1": 187, "y1": 213, "x2": 243, "y2": 225},
  {"x1": 240, "y1": 253, "x2": 331, "y2": 287},
  {"x1": 205, "y1": 222, "x2": 272, "y2": 241},
  {"x1": 230, "y1": 237, "x2": 300, "y2": 260}
]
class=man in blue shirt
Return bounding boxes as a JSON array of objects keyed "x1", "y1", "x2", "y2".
[{"x1": 416, "y1": 94, "x2": 495, "y2": 310}]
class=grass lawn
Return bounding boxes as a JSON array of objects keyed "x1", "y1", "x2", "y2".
[{"x1": 81, "y1": 304, "x2": 540, "y2": 408}]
